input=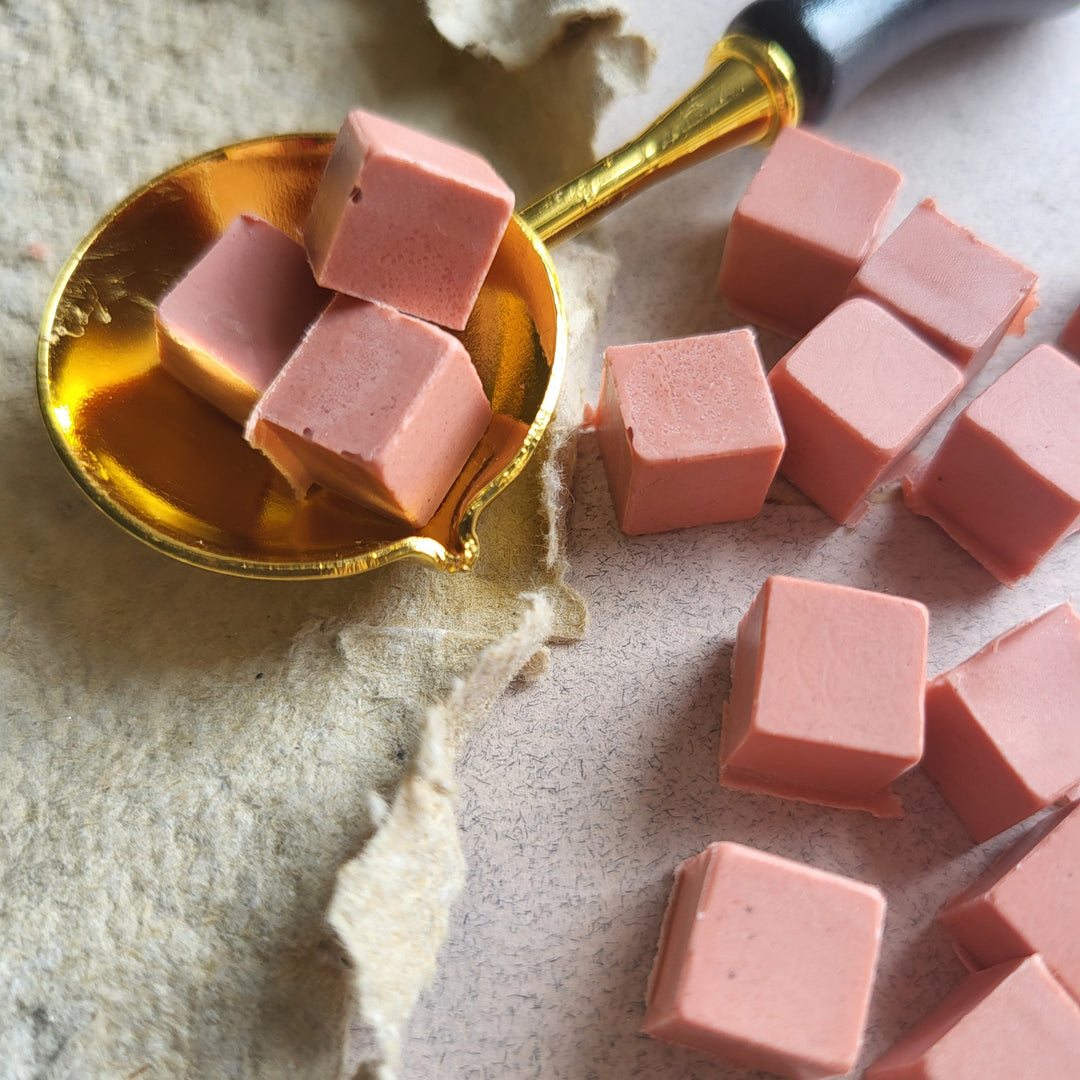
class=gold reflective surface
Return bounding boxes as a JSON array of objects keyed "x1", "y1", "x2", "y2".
[
  {"x1": 38, "y1": 135, "x2": 565, "y2": 578},
  {"x1": 520, "y1": 34, "x2": 800, "y2": 242}
]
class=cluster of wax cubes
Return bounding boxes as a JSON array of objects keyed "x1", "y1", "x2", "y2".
[
  {"x1": 629, "y1": 140, "x2": 1080, "y2": 1057},
  {"x1": 589, "y1": 127, "x2": 1080, "y2": 584},
  {"x1": 587, "y1": 126, "x2": 1080, "y2": 1079},
  {"x1": 156, "y1": 109, "x2": 516, "y2": 528},
  {"x1": 642, "y1": 577, "x2": 1080, "y2": 1078}
]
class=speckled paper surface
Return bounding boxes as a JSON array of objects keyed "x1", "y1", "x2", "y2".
[{"x1": 401, "y1": 2, "x2": 1080, "y2": 1077}]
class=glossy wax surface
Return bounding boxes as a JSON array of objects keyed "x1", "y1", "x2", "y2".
[
  {"x1": 1062, "y1": 304, "x2": 1080, "y2": 356},
  {"x1": 850, "y1": 199, "x2": 1038, "y2": 379},
  {"x1": 718, "y1": 127, "x2": 901, "y2": 336},
  {"x1": 37, "y1": 135, "x2": 563, "y2": 576},
  {"x1": 866, "y1": 955, "x2": 1080, "y2": 1080}
]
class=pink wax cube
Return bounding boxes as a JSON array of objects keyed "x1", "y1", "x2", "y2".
[
  {"x1": 865, "y1": 955, "x2": 1080, "y2": 1080},
  {"x1": 155, "y1": 214, "x2": 330, "y2": 423},
  {"x1": 1061, "y1": 302, "x2": 1080, "y2": 357},
  {"x1": 920, "y1": 602, "x2": 1080, "y2": 843},
  {"x1": 642, "y1": 841, "x2": 885, "y2": 1080},
  {"x1": 304, "y1": 109, "x2": 515, "y2": 331},
  {"x1": 245, "y1": 295, "x2": 492, "y2": 528},
  {"x1": 720, "y1": 575, "x2": 927, "y2": 817},
  {"x1": 768, "y1": 298, "x2": 962, "y2": 525},
  {"x1": 717, "y1": 127, "x2": 901, "y2": 337},
  {"x1": 902, "y1": 344, "x2": 1080, "y2": 584},
  {"x1": 938, "y1": 801, "x2": 1080, "y2": 1002},
  {"x1": 848, "y1": 199, "x2": 1038, "y2": 380},
  {"x1": 592, "y1": 329, "x2": 785, "y2": 535}
]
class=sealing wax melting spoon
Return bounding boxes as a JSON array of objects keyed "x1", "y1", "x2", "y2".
[{"x1": 38, "y1": 0, "x2": 1077, "y2": 579}]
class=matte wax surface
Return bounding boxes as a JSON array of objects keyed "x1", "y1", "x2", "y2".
[
  {"x1": 594, "y1": 329, "x2": 784, "y2": 535},
  {"x1": 849, "y1": 199, "x2": 1038, "y2": 379},
  {"x1": 720, "y1": 575, "x2": 927, "y2": 817},
  {"x1": 304, "y1": 108, "x2": 515, "y2": 331},
  {"x1": 903, "y1": 344, "x2": 1080, "y2": 584},
  {"x1": 865, "y1": 956, "x2": 1080, "y2": 1080},
  {"x1": 938, "y1": 801, "x2": 1080, "y2": 1002},
  {"x1": 718, "y1": 127, "x2": 901, "y2": 337},
  {"x1": 246, "y1": 295, "x2": 492, "y2": 527},
  {"x1": 155, "y1": 214, "x2": 330, "y2": 423},
  {"x1": 1062, "y1": 304, "x2": 1080, "y2": 356},
  {"x1": 769, "y1": 298, "x2": 962, "y2": 526},
  {"x1": 643, "y1": 841, "x2": 885, "y2": 1080},
  {"x1": 921, "y1": 603, "x2": 1080, "y2": 842}
]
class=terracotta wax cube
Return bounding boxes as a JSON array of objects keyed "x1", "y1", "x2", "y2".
[
  {"x1": 720, "y1": 575, "x2": 927, "y2": 817},
  {"x1": 849, "y1": 199, "x2": 1038, "y2": 380},
  {"x1": 903, "y1": 345, "x2": 1080, "y2": 584},
  {"x1": 866, "y1": 956, "x2": 1080, "y2": 1080},
  {"x1": 245, "y1": 295, "x2": 492, "y2": 528},
  {"x1": 922, "y1": 603, "x2": 1080, "y2": 842},
  {"x1": 643, "y1": 841, "x2": 885, "y2": 1080},
  {"x1": 1061, "y1": 303, "x2": 1080, "y2": 357},
  {"x1": 304, "y1": 109, "x2": 515, "y2": 330},
  {"x1": 155, "y1": 214, "x2": 330, "y2": 423},
  {"x1": 592, "y1": 329, "x2": 785, "y2": 535},
  {"x1": 939, "y1": 801, "x2": 1080, "y2": 1002},
  {"x1": 717, "y1": 127, "x2": 901, "y2": 337},
  {"x1": 769, "y1": 298, "x2": 962, "y2": 525}
]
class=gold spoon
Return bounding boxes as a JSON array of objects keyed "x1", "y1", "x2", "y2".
[
  {"x1": 39, "y1": 0, "x2": 1070, "y2": 578},
  {"x1": 37, "y1": 34, "x2": 797, "y2": 579}
]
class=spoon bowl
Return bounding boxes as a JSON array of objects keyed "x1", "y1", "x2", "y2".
[{"x1": 37, "y1": 134, "x2": 565, "y2": 578}]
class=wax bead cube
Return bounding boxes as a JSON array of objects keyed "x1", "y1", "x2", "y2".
[
  {"x1": 304, "y1": 109, "x2": 515, "y2": 330},
  {"x1": 245, "y1": 295, "x2": 492, "y2": 528},
  {"x1": 938, "y1": 801, "x2": 1080, "y2": 1002},
  {"x1": 866, "y1": 956, "x2": 1080, "y2": 1080},
  {"x1": 921, "y1": 603, "x2": 1080, "y2": 842},
  {"x1": 593, "y1": 329, "x2": 785, "y2": 535},
  {"x1": 155, "y1": 214, "x2": 330, "y2": 423},
  {"x1": 849, "y1": 199, "x2": 1038, "y2": 380},
  {"x1": 769, "y1": 298, "x2": 962, "y2": 525},
  {"x1": 902, "y1": 344, "x2": 1080, "y2": 584},
  {"x1": 1061, "y1": 302, "x2": 1080, "y2": 357},
  {"x1": 643, "y1": 841, "x2": 885, "y2": 1080},
  {"x1": 720, "y1": 575, "x2": 927, "y2": 817},
  {"x1": 717, "y1": 127, "x2": 901, "y2": 337}
]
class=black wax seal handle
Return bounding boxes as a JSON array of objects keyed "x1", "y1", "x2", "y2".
[{"x1": 728, "y1": 0, "x2": 1079, "y2": 121}]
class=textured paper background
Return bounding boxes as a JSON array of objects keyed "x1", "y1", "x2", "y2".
[
  {"x1": 0, "y1": 2, "x2": 646, "y2": 1077},
  {"x1": 4, "y1": 1, "x2": 1080, "y2": 1078}
]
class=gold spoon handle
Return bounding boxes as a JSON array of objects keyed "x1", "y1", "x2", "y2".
[{"x1": 519, "y1": 34, "x2": 801, "y2": 245}]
